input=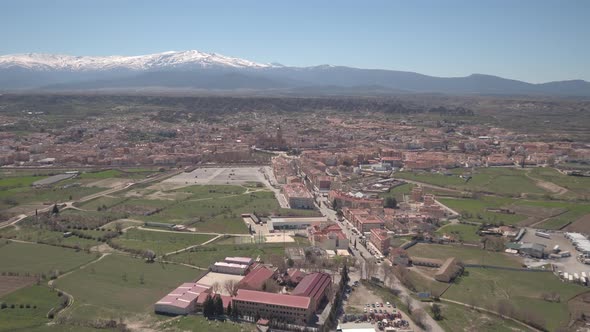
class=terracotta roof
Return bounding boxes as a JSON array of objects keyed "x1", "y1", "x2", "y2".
[
  {"x1": 234, "y1": 289, "x2": 311, "y2": 309},
  {"x1": 292, "y1": 272, "x2": 331, "y2": 303},
  {"x1": 238, "y1": 266, "x2": 275, "y2": 290}
]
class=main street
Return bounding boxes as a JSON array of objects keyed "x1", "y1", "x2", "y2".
[{"x1": 315, "y1": 195, "x2": 444, "y2": 332}]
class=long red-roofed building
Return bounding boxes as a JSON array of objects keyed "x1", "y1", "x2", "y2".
[
  {"x1": 292, "y1": 272, "x2": 332, "y2": 312},
  {"x1": 232, "y1": 289, "x2": 313, "y2": 325}
]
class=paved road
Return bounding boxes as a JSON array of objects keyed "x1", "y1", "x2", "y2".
[{"x1": 315, "y1": 196, "x2": 445, "y2": 332}]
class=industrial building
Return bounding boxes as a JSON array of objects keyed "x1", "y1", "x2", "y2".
[
  {"x1": 154, "y1": 283, "x2": 211, "y2": 315},
  {"x1": 210, "y1": 262, "x2": 249, "y2": 275}
]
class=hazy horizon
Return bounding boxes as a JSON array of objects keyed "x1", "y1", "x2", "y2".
[{"x1": 1, "y1": 0, "x2": 589, "y2": 83}]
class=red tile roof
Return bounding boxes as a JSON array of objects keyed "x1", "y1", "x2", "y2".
[
  {"x1": 238, "y1": 266, "x2": 275, "y2": 290},
  {"x1": 292, "y1": 272, "x2": 332, "y2": 303},
  {"x1": 234, "y1": 289, "x2": 311, "y2": 309}
]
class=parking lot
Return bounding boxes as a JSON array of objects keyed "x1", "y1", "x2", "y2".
[
  {"x1": 343, "y1": 282, "x2": 416, "y2": 331},
  {"x1": 163, "y1": 166, "x2": 269, "y2": 187},
  {"x1": 522, "y1": 228, "x2": 590, "y2": 277}
]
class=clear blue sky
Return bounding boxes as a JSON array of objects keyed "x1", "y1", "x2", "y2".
[{"x1": 1, "y1": 0, "x2": 588, "y2": 83}]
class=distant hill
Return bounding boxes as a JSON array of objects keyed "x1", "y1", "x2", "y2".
[{"x1": 1, "y1": 51, "x2": 589, "y2": 96}]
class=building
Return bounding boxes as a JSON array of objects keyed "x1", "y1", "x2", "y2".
[
  {"x1": 210, "y1": 262, "x2": 249, "y2": 275},
  {"x1": 267, "y1": 216, "x2": 327, "y2": 232},
  {"x1": 225, "y1": 257, "x2": 254, "y2": 266},
  {"x1": 282, "y1": 183, "x2": 314, "y2": 209},
  {"x1": 238, "y1": 266, "x2": 276, "y2": 291},
  {"x1": 308, "y1": 223, "x2": 349, "y2": 250},
  {"x1": 232, "y1": 289, "x2": 313, "y2": 325},
  {"x1": 154, "y1": 283, "x2": 211, "y2": 315},
  {"x1": 389, "y1": 248, "x2": 410, "y2": 266},
  {"x1": 292, "y1": 272, "x2": 332, "y2": 312},
  {"x1": 434, "y1": 257, "x2": 462, "y2": 283},
  {"x1": 355, "y1": 214, "x2": 385, "y2": 233},
  {"x1": 370, "y1": 229, "x2": 391, "y2": 254},
  {"x1": 519, "y1": 243, "x2": 546, "y2": 258},
  {"x1": 329, "y1": 190, "x2": 383, "y2": 209}
]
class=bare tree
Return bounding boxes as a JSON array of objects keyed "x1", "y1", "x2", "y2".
[
  {"x1": 411, "y1": 308, "x2": 428, "y2": 329},
  {"x1": 211, "y1": 281, "x2": 221, "y2": 294},
  {"x1": 262, "y1": 279, "x2": 280, "y2": 293},
  {"x1": 365, "y1": 258, "x2": 378, "y2": 280},
  {"x1": 224, "y1": 280, "x2": 239, "y2": 296}
]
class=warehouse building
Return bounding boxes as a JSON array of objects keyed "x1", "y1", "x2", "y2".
[
  {"x1": 210, "y1": 262, "x2": 249, "y2": 275},
  {"x1": 154, "y1": 283, "x2": 211, "y2": 315}
]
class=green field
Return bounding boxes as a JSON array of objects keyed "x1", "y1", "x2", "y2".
[
  {"x1": 435, "y1": 223, "x2": 481, "y2": 243},
  {"x1": 513, "y1": 200, "x2": 590, "y2": 229},
  {"x1": 438, "y1": 196, "x2": 526, "y2": 224},
  {"x1": 0, "y1": 225, "x2": 100, "y2": 250},
  {"x1": 168, "y1": 243, "x2": 289, "y2": 268},
  {"x1": 528, "y1": 167, "x2": 590, "y2": 197},
  {"x1": 54, "y1": 254, "x2": 203, "y2": 321},
  {"x1": 79, "y1": 169, "x2": 157, "y2": 180},
  {"x1": 142, "y1": 190, "x2": 279, "y2": 233},
  {"x1": 76, "y1": 196, "x2": 128, "y2": 211},
  {"x1": 436, "y1": 301, "x2": 529, "y2": 332},
  {"x1": 111, "y1": 229, "x2": 216, "y2": 254},
  {"x1": 396, "y1": 167, "x2": 549, "y2": 196},
  {"x1": 380, "y1": 183, "x2": 414, "y2": 201},
  {"x1": 0, "y1": 241, "x2": 95, "y2": 275},
  {"x1": 0, "y1": 285, "x2": 66, "y2": 332},
  {"x1": 444, "y1": 268, "x2": 587, "y2": 331},
  {"x1": 407, "y1": 243, "x2": 522, "y2": 268}
]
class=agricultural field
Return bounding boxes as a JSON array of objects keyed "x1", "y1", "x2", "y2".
[
  {"x1": 444, "y1": 268, "x2": 587, "y2": 331},
  {"x1": 0, "y1": 225, "x2": 100, "y2": 250},
  {"x1": 167, "y1": 243, "x2": 290, "y2": 268},
  {"x1": 142, "y1": 190, "x2": 279, "y2": 233},
  {"x1": 0, "y1": 241, "x2": 96, "y2": 275},
  {"x1": 435, "y1": 223, "x2": 481, "y2": 243},
  {"x1": 437, "y1": 196, "x2": 525, "y2": 225},
  {"x1": 111, "y1": 228, "x2": 216, "y2": 254},
  {"x1": 407, "y1": 243, "x2": 522, "y2": 268},
  {"x1": 396, "y1": 167, "x2": 550, "y2": 196},
  {"x1": 0, "y1": 285, "x2": 66, "y2": 332},
  {"x1": 527, "y1": 167, "x2": 590, "y2": 198},
  {"x1": 512, "y1": 199, "x2": 590, "y2": 230},
  {"x1": 54, "y1": 254, "x2": 203, "y2": 322}
]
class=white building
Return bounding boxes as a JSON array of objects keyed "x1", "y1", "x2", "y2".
[{"x1": 210, "y1": 262, "x2": 249, "y2": 275}]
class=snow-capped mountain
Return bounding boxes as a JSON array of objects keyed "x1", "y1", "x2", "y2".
[
  {"x1": 0, "y1": 50, "x2": 274, "y2": 71},
  {"x1": 0, "y1": 50, "x2": 589, "y2": 96}
]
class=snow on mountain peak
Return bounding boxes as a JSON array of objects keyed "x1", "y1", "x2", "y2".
[{"x1": 0, "y1": 50, "x2": 274, "y2": 71}]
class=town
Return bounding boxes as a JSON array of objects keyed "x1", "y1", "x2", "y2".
[{"x1": 0, "y1": 94, "x2": 589, "y2": 332}]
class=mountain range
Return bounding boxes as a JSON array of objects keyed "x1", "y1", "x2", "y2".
[{"x1": 1, "y1": 50, "x2": 589, "y2": 96}]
